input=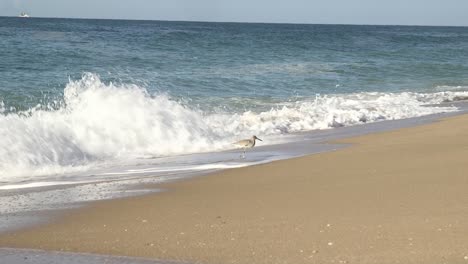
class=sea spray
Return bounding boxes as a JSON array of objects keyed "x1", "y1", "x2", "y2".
[
  {"x1": 0, "y1": 73, "x2": 464, "y2": 180},
  {"x1": 0, "y1": 74, "x2": 230, "y2": 180},
  {"x1": 205, "y1": 91, "x2": 461, "y2": 135}
]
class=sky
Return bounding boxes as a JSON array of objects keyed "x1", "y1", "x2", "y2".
[{"x1": 0, "y1": 0, "x2": 467, "y2": 26}]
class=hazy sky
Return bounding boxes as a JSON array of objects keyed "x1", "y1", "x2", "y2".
[{"x1": 1, "y1": 0, "x2": 467, "y2": 26}]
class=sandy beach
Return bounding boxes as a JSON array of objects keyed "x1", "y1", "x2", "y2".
[{"x1": 1, "y1": 114, "x2": 468, "y2": 264}]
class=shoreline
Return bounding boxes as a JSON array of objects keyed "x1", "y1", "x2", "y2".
[
  {"x1": 2, "y1": 109, "x2": 462, "y2": 236},
  {"x1": 0, "y1": 109, "x2": 463, "y2": 236},
  {"x1": 1, "y1": 113, "x2": 468, "y2": 263}
]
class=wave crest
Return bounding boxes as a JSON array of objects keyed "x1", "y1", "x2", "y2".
[{"x1": 0, "y1": 73, "x2": 462, "y2": 179}]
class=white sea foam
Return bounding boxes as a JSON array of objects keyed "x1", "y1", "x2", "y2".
[
  {"x1": 206, "y1": 91, "x2": 462, "y2": 135},
  {"x1": 0, "y1": 74, "x2": 229, "y2": 181},
  {"x1": 0, "y1": 181, "x2": 86, "y2": 190},
  {"x1": 0, "y1": 73, "x2": 464, "y2": 181}
]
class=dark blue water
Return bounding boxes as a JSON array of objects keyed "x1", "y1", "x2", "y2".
[
  {"x1": 2, "y1": 18, "x2": 468, "y2": 110},
  {"x1": 1, "y1": 17, "x2": 468, "y2": 181}
]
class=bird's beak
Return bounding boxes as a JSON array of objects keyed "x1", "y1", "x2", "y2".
[{"x1": 257, "y1": 137, "x2": 263, "y2": 141}]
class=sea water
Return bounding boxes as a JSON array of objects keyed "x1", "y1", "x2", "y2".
[{"x1": 1, "y1": 17, "x2": 468, "y2": 189}]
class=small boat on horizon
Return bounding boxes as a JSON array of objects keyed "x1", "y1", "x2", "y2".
[{"x1": 19, "y1": 12, "x2": 30, "y2": 18}]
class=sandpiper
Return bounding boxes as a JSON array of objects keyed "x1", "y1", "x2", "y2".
[{"x1": 234, "y1": 135, "x2": 262, "y2": 159}]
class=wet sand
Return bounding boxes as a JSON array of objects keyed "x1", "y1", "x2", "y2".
[
  {"x1": 1, "y1": 114, "x2": 468, "y2": 264},
  {"x1": 0, "y1": 248, "x2": 186, "y2": 264}
]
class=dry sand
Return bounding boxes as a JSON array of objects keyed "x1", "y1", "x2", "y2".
[{"x1": 1, "y1": 115, "x2": 468, "y2": 264}]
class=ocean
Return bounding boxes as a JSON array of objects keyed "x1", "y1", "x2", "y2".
[{"x1": 1, "y1": 17, "x2": 468, "y2": 190}]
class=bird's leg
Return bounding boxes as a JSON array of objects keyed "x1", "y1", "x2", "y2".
[{"x1": 240, "y1": 148, "x2": 246, "y2": 159}]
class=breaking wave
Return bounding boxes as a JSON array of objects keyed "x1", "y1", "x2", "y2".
[{"x1": 0, "y1": 73, "x2": 464, "y2": 179}]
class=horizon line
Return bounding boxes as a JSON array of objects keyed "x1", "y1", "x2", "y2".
[{"x1": 1, "y1": 15, "x2": 467, "y2": 28}]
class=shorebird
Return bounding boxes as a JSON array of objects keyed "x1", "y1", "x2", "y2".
[{"x1": 234, "y1": 135, "x2": 262, "y2": 159}]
